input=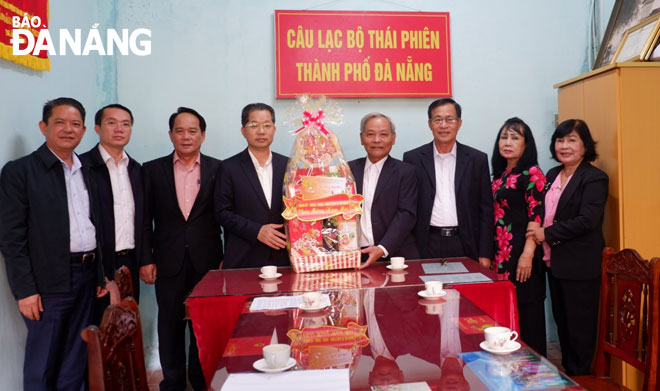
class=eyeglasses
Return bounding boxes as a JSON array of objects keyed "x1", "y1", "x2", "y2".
[
  {"x1": 245, "y1": 122, "x2": 274, "y2": 131},
  {"x1": 431, "y1": 117, "x2": 459, "y2": 125}
]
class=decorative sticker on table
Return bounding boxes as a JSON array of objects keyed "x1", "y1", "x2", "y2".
[
  {"x1": 287, "y1": 322, "x2": 370, "y2": 353},
  {"x1": 223, "y1": 335, "x2": 272, "y2": 357},
  {"x1": 458, "y1": 315, "x2": 497, "y2": 335},
  {"x1": 460, "y1": 348, "x2": 580, "y2": 390}
]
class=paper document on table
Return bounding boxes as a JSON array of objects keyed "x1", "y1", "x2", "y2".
[
  {"x1": 220, "y1": 368, "x2": 349, "y2": 391},
  {"x1": 422, "y1": 262, "x2": 469, "y2": 274},
  {"x1": 420, "y1": 272, "x2": 492, "y2": 285},
  {"x1": 249, "y1": 294, "x2": 332, "y2": 311}
]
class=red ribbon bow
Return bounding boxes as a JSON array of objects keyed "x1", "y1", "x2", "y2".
[{"x1": 295, "y1": 110, "x2": 329, "y2": 135}]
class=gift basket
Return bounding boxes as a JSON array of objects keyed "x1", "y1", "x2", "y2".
[{"x1": 282, "y1": 96, "x2": 363, "y2": 272}]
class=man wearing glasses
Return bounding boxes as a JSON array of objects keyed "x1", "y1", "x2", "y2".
[
  {"x1": 216, "y1": 103, "x2": 289, "y2": 269},
  {"x1": 403, "y1": 98, "x2": 493, "y2": 267}
]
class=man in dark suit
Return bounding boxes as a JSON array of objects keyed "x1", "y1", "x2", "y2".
[
  {"x1": 348, "y1": 113, "x2": 418, "y2": 268},
  {"x1": 140, "y1": 107, "x2": 223, "y2": 391},
  {"x1": 0, "y1": 97, "x2": 109, "y2": 391},
  {"x1": 216, "y1": 103, "x2": 289, "y2": 269},
  {"x1": 80, "y1": 104, "x2": 143, "y2": 320},
  {"x1": 403, "y1": 98, "x2": 493, "y2": 267}
]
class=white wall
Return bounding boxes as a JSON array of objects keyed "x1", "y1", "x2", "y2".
[{"x1": 0, "y1": 1, "x2": 613, "y2": 388}]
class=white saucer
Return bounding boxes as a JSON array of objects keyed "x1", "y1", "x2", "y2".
[
  {"x1": 297, "y1": 303, "x2": 327, "y2": 312},
  {"x1": 480, "y1": 340, "x2": 521, "y2": 355},
  {"x1": 253, "y1": 357, "x2": 296, "y2": 372},
  {"x1": 386, "y1": 264, "x2": 408, "y2": 270},
  {"x1": 259, "y1": 272, "x2": 282, "y2": 280},
  {"x1": 417, "y1": 289, "x2": 447, "y2": 299}
]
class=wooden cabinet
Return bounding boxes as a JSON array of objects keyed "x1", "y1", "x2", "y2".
[
  {"x1": 555, "y1": 63, "x2": 660, "y2": 260},
  {"x1": 555, "y1": 63, "x2": 660, "y2": 390}
]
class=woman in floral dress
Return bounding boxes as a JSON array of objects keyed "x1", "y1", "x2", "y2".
[{"x1": 491, "y1": 117, "x2": 547, "y2": 356}]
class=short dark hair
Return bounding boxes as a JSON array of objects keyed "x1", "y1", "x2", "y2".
[
  {"x1": 360, "y1": 112, "x2": 395, "y2": 134},
  {"x1": 491, "y1": 117, "x2": 539, "y2": 178},
  {"x1": 94, "y1": 104, "x2": 134, "y2": 126},
  {"x1": 169, "y1": 107, "x2": 206, "y2": 132},
  {"x1": 42, "y1": 97, "x2": 86, "y2": 123},
  {"x1": 427, "y1": 98, "x2": 461, "y2": 119},
  {"x1": 550, "y1": 119, "x2": 598, "y2": 163},
  {"x1": 241, "y1": 103, "x2": 275, "y2": 127}
]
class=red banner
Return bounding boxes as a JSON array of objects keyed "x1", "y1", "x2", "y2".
[
  {"x1": 275, "y1": 10, "x2": 451, "y2": 98},
  {"x1": 0, "y1": 0, "x2": 50, "y2": 71}
]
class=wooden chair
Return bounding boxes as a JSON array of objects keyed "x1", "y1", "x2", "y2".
[
  {"x1": 574, "y1": 248, "x2": 660, "y2": 391},
  {"x1": 81, "y1": 297, "x2": 148, "y2": 391},
  {"x1": 114, "y1": 265, "x2": 134, "y2": 300}
]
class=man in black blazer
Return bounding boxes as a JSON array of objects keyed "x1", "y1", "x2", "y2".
[
  {"x1": 140, "y1": 107, "x2": 222, "y2": 391},
  {"x1": 216, "y1": 103, "x2": 289, "y2": 269},
  {"x1": 80, "y1": 104, "x2": 143, "y2": 319},
  {"x1": 348, "y1": 113, "x2": 419, "y2": 268},
  {"x1": 0, "y1": 98, "x2": 109, "y2": 391},
  {"x1": 403, "y1": 99, "x2": 493, "y2": 267}
]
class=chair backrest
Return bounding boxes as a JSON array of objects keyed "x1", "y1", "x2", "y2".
[
  {"x1": 114, "y1": 265, "x2": 134, "y2": 300},
  {"x1": 593, "y1": 248, "x2": 660, "y2": 391},
  {"x1": 81, "y1": 297, "x2": 148, "y2": 391}
]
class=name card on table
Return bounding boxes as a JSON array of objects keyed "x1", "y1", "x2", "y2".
[
  {"x1": 419, "y1": 273, "x2": 492, "y2": 285},
  {"x1": 221, "y1": 368, "x2": 349, "y2": 391},
  {"x1": 249, "y1": 294, "x2": 332, "y2": 312}
]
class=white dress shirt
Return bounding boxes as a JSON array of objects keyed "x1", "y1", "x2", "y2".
[
  {"x1": 430, "y1": 142, "x2": 458, "y2": 227},
  {"x1": 363, "y1": 288, "x2": 395, "y2": 360},
  {"x1": 359, "y1": 156, "x2": 389, "y2": 257},
  {"x1": 49, "y1": 148, "x2": 96, "y2": 252},
  {"x1": 248, "y1": 149, "x2": 273, "y2": 208},
  {"x1": 99, "y1": 145, "x2": 135, "y2": 251}
]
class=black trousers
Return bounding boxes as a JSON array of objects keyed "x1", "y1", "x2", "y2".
[
  {"x1": 23, "y1": 262, "x2": 96, "y2": 391},
  {"x1": 422, "y1": 231, "x2": 465, "y2": 259},
  {"x1": 156, "y1": 250, "x2": 207, "y2": 391},
  {"x1": 518, "y1": 298, "x2": 547, "y2": 357},
  {"x1": 548, "y1": 272, "x2": 600, "y2": 375}
]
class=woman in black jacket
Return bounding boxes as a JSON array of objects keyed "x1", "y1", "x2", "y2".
[{"x1": 526, "y1": 119, "x2": 608, "y2": 375}]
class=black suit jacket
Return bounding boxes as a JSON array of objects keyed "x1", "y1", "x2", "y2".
[
  {"x1": 142, "y1": 152, "x2": 223, "y2": 277},
  {"x1": 348, "y1": 156, "x2": 419, "y2": 259},
  {"x1": 0, "y1": 143, "x2": 104, "y2": 299},
  {"x1": 403, "y1": 142, "x2": 494, "y2": 261},
  {"x1": 544, "y1": 162, "x2": 608, "y2": 280},
  {"x1": 216, "y1": 148, "x2": 289, "y2": 269},
  {"x1": 80, "y1": 144, "x2": 144, "y2": 280}
]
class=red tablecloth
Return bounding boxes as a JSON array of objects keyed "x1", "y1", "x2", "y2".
[{"x1": 188, "y1": 280, "x2": 519, "y2": 386}]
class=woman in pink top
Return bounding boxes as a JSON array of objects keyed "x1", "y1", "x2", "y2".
[
  {"x1": 527, "y1": 119, "x2": 608, "y2": 376},
  {"x1": 490, "y1": 117, "x2": 547, "y2": 356}
]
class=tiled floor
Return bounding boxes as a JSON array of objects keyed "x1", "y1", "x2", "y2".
[
  {"x1": 146, "y1": 369, "x2": 162, "y2": 391},
  {"x1": 546, "y1": 340, "x2": 564, "y2": 371},
  {"x1": 146, "y1": 342, "x2": 566, "y2": 390}
]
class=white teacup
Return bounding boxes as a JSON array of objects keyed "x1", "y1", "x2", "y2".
[
  {"x1": 260, "y1": 265, "x2": 277, "y2": 277},
  {"x1": 302, "y1": 291, "x2": 321, "y2": 307},
  {"x1": 425, "y1": 280, "x2": 444, "y2": 295},
  {"x1": 484, "y1": 326, "x2": 518, "y2": 350},
  {"x1": 424, "y1": 302, "x2": 443, "y2": 315},
  {"x1": 263, "y1": 343, "x2": 291, "y2": 368},
  {"x1": 390, "y1": 272, "x2": 406, "y2": 283},
  {"x1": 261, "y1": 282, "x2": 278, "y2": 293},
  {"x1": 486, "y1": 361, "x2": 512, "y2": 377},
  {"x1": 390, "y1": 257, "x2": 405, "y2": 268}
]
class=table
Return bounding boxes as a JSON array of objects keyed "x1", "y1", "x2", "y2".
[
  {"x1": 208, "y1": 285, "x2": 582, "y2": 390},
  {"x1": 187, "y1": 258, "x2": 520, "y2": 386}
]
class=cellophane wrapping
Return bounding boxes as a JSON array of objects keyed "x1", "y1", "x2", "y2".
[{"x1": 282, "y1": 96, "x2": 363, "y2": 273}]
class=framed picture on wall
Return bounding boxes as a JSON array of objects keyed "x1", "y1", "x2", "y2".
[
  {"x1": 594, "y1": 0, "x2": 660, "y2": 69},
  {"x1": 612, "y1": 15, "x2": 660, "y2": 62}
]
